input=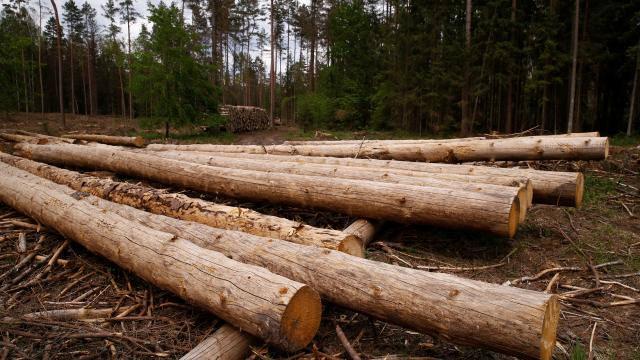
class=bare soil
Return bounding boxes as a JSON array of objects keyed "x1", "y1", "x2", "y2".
[{"x1": 0, "y1": 114, "x2": 639, "y2": 359}]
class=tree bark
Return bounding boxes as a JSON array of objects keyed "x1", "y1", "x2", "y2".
[
  {"x1": 46, "y1": 184, "x2": 558, "y2": 360},
  {"x1": 180, "y1": 324, "x2": 254, "y2": 360},
  {"x1": 270, "y1": 0, "x2": 275, "y2": 126},
  {"x1": 0, "y1": 162, "x2": 322, "y2": 352},
  {"x1": 0, "y1": 152, "x2": 362, "y2": 256},
  {"x1": 61, "y1": 134, "x2": 145, "y2": 147},
  {"x1": 147, "y1": 136, "x2": 609, "y2": 162},
  {"x1": 147, "y1": 150, "x2": 530, "y2": 221},
  {"x1": 460, "y1": 0, "x2": 472, "y2": 136},
  {"x1": 15, "y1": 143, "x2": 520, "y2": 237},
  {"x1": 199, "y1": 152, "x2": 584, "y2": 207}
]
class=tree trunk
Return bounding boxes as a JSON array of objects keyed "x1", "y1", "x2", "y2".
[
  {"x1": 38, "y1": 0, "x2": 45, "y2": 118},
  {"x1": 567, "y1": 0, "x2": 580, "y2": 133},
  {"x1": 460, "y1": 0, "x2": 472, "y2": 135},
  {"x1": 309, "y1": 0, "x2": 316, "y2": 92},
  {"x1": 15, "y1": 143, "x2": 520, "y2": 237},
  {"x1": 50, "y1": 0, "x2": 65, "y2": 127},
  {"x1": 127, "y1": 12, "x2": 133, "y2": 122},
  {"x1": 270, "y1": 0, "x2": 275, "y2": 126},
  {"x1": 60, "y1": 134, "x2": 145, "y2": 147},
  {"x1": 146, "y1": 135, "x2": 609, "y2": 162},
  {"x1": 46, "y1": 183, "x2": 558, "y2": 360},
  {"x1": 180, "y1": 325, "x2": 254, "y2": 360},
  {"x1": 69, "y1": 39, "x2": 76, "y2": 115},
  {"x1": 628, "y1": 41, "x2": 640, "y2": 136},
  {"x1": 148, "y1": 150, "x2": 530, "y2": 221},
  {"x1": 0, "y1": 162, "x2": 321, "y2": 352},
  {"x1": 199, "y1": 152, "x2": 585, "y2": 207},
  {"x1": 0, "y1": 152, "x2": 362, "y2": 256}
]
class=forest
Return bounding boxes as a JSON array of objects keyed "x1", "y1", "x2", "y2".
[{"x1": 1, "y1": 0, "x2": 639, "y2": 136}]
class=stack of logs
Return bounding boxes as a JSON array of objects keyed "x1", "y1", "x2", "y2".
[
  {"x1": 220, "y1": 105, "x2": 271, "y2": 133},
  {"x1": 0, "y1": 131, "x2": 610, "y2": 359}
]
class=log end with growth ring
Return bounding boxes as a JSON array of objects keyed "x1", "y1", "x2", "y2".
[
  {"x1": 278, "y1": 285, "x2": 322, "y2": 351},
  {"x1": 574, "y1": 173, "x2": 585, "y2": 209},
  {"x1": 540, "y1": 295, "x2": 560, "y2": 360},
  {"x1": 337, "y1": 234, "x2": 365, "y2": 257},
  {"x1": 507, "y1": 198, "x2": 521, "y2": 238},
  {"x1": 516, "y1": 187, "x2": 529, "y2": 222}
]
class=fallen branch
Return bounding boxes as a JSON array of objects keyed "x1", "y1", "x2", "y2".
[{"x1": 335, "y1": 325, "x2": 361, "y2": 360}]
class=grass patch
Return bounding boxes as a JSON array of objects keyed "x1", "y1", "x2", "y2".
[
  {"x1": 282, "y1": 128, "x2": 462, "y2": 141},
  {"x1": 570, "y1": 342, "x2": 587, "y2": 360},
  {"x1": 583, "y1": 175, "x2": 619, "y2": 205},
  {"x1": 609, "y1": 133, "x2": 640, "y2": 147}
]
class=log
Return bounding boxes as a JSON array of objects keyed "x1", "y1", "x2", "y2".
[
  {"x1": 0, "y1": 133, "x2": 34, "y2": 143},
  {"x1": 149, "y1": 150, "x2": 535, "y2": 208},
  {"x1": 197, "y1": 152, "x2": 584, "y2": 207},
  {"x1": 282, "y1": 132, "x2": 600, "y2": 145},
  {"x1": 15, "y1": 143, "x2": 521, "y2": 237},
  {"x1": 0, "y1": 163, "x2": 322, "y2": 351},
  {"x1": 0, "y1": 152, "x2": 363, "y2": 257},
  {"x1": 53, "y1": 185, "x2": 557, "y2": 359},
  {"x1": 13, "y1": 131, "x2": 75, "y2": 143},
  {"x1": 147, "y1": 150, "x2": 531, "y2": 219},
  {"x1": 221, "y1": 105, "x2": 271, "y2": 133},
  {"x1": 146, "y1": 136, "x2": 609, "y2": 162},
  {"x1": 180, "y1": 324, "x2": 254, "y2": 360},
  {"x1": 343, "y1": 219, "x2": 379, "y2": 247},
  {"x1": 61, "y1": 134, "x2": 145, "y2": 147}
]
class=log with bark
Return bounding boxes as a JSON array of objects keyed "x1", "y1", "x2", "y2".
[
  {"x1": 61, "y1": 133, "x2": 145, "y2": 147},
  {"x1": 343, "y1": 219, "x2": 379, "y2": 247},
  {"x1": 38, "y1": 182, "x2": 557, "y2": 360},
  {"x1": 0, "y1": 133, "x2": 36, "y2": 143},
  {"x1": 146, "y1": 136, "x2": 608, "y2": 162},
  {"x1": 0, "y1": 152, "x2": 363, "y2": 256},
  {"x1": 196, "y1": 152, "x2": 584, "y2": 207},
  {"x1": 15, "y1": 143, "x2": 521, "y2": 237},
  {"x1": 180, "y1": 324, "x2": 255, "y2": 360},
  {"x1": 283, "y1": 132, "x2": 600, "y2": 145},
  {"x1": 0, "y1": 162, "x2": 322, "y2": 351},
  {"x1": 146, "y1": 150, "x2": 531, "y2": 220}
]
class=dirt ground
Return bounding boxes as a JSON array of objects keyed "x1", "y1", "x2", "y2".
[{"x1": 0, "y1": 114, "x2": 639, "y2": 359}]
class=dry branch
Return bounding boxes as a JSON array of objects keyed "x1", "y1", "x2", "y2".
[{"x1": 179, "y1": 324, "x2": 255, "y2": 360}]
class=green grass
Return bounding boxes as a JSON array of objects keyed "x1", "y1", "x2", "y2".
[
  {"x1": 282, "y1": 128, "x2": 461, "y2": 141},
  {"x1": 583, "y1": 175, "x2": 619, "y2": 205},
  {"x1": 570, "y1": 342, "x2": 587, "y2": 360},
  {"x1": 137, "y1": 130, "x2": 235, "y2": 144},
  {"x1": 609, "y1": 133, "x2": 640, "y2": 147}
]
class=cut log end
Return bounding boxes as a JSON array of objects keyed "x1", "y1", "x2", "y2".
[
  {"x1": 508, "y1": 199, "x2": 520, "y2": 239},
  {"x1": 603, "y1": 138, "x2": 609, "y2": 160},
  {"x1": 337, "y1": 234, "x2": 365, "y2": 258},
  {"x1": 516, "y1": 187, "x2": 528, "y2": 222},
  {"x1": 133, "y1": 136, "x2": 146, "y2": 148},
  {"x1": 540, "y1": 295, "x2": 560, "y2": 360},
  {"x1": 279, "y1": 285, "x2": 322, "y2": 351},
  {"x1": 574, "y1": 173, "x2": 585, "y2": 209}
]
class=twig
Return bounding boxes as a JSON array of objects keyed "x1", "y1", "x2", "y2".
[
  {"x1": 588, "y1": 322, "x2": 597, "y2": 360},
  {"x1": 335, "y1": 324, "x2": 361, "y2": 360},
  {"x1": 511, "y1": 266, "x2": 581, "y2": 285},
  {"x1": 589, "y1": 263, "x2": 601, "y2": 288},
  {"x1": 545, "y1": 273, "x2": 561, "y2": 293},
  {"x1": 620, "y1": 202, "x2": 635, "y2": 217},
  {"x1": 599, "y1": 280, "x2": 639, "y2": 292},
  {"x1": 418, "y1": 263, "x2": 505, "y2": 272}
]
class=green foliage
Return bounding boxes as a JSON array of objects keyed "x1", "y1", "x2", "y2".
[
  {"x1": 295, "y1": 93, "x2": 334, "y2": 130},
  {"x1": 584, "y1": 175, "x2": 619, "y2": 205},
  {"x1": 570, "y1": 342, "x2": 587, "y2": 360},
  {"x1": 132, "y1": 1, "x2": 217, "y2": 129}
]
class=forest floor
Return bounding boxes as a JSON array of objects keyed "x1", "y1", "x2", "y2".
[{"x1": 0, "y1": 113, "x2": 639, "y2": 359}]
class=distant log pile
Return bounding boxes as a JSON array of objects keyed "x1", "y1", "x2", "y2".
[{"x1": 220, "y1": 105, "x2": 271, "y2": 133}]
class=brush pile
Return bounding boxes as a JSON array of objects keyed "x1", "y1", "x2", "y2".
[{"x1": 0, "y1": 131, "x2": 613, "y2": 359}]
